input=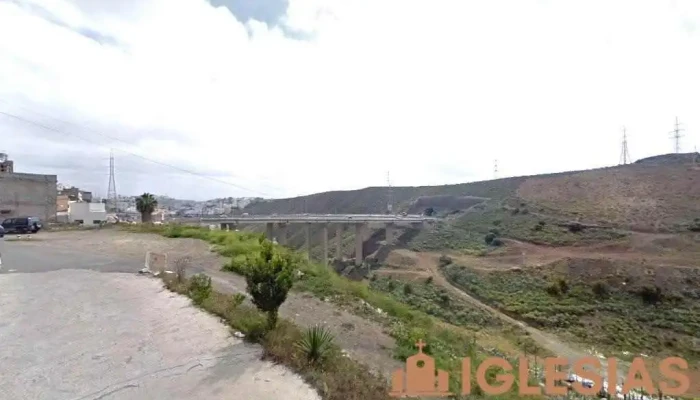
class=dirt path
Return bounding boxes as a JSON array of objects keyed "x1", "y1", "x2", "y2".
[
  {"x1": 27, "y1": 230, "x2": 402, "y2": 378},
  {"x1": 383, "y1": 249, "x2": 628, "y2": 383}
]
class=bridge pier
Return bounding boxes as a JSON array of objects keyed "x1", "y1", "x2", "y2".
[
  {"x1": 266, "y1": 223, "x2": 274, "y2": 241},
  {"x1": 335, "y1": 225, "x2": 343, "y2": 260},
  {"x1": 277, "y1": 223, "x2": 288, "y2": 245},
  {"x1": 304, "y1": 223, "x2": 311, "y2": 259},
  {"x1": 385, "y1": 222, "x2": 396, "y2": 244},
  {"x1": 354, "y1": 223, "x2": 365, "y2": 266},
  {"x1": 321, "y1": 224, "x2": 329, "y2": 266}
]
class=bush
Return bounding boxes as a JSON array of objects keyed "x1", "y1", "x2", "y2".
[
  {"x1": 438, "y1": 254, "x2": 453, "y2": 267},
  {"x1": 189, "y1": 274, "x2": 212, "y2": 305},
  {"x1": 491, "y1": 238, "x2": 504, "y2": 247},
  {"x1": 296, "y1": 325, "x2": 336, "y2": 365},
  {"x1": 403, "y1": 283, "x2": 413, "y2": 295},
  {"x1": 567, "y1": 222, "x2": 584, "y2": 233},
  {"x1": 545, "y1": 284, "x2": 561, "y2": 296},
  {"x1": 242, "y1": 239, "x2": 296, "y2": 329},
  {"x1": 592, "y1": 281, "x2": 609, "y2": 298},
  {"x1": 638, "y1": 285, "x2": 663, "y2": 304},
  {"x1": 557, "y1": 278, "x2": 569, "y2": 294},
  {"x1": 425, "y1": 276, "x2": 434, "y2": 285},
  {"x1": 484, "y1": 232, "x2": 496, "y2": 245},
  {"x1": 231, "y1": 293, "x2": 247, "y2": 309}
]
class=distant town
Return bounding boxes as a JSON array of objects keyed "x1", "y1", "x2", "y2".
[{"x1": 0, "y1": 152, "x2": 265, "y2": 226}]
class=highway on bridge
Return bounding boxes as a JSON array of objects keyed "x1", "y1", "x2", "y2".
[{"x1": 176, "y1": 214, "x2": 437, "y2": 224}]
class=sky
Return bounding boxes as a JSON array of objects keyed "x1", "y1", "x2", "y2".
[{"x1": 0, "y1": 0, "x2": 699, "y2": 201}]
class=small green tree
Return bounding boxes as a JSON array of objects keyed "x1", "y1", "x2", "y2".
[
  {"x1": 136, "y1": 193, "x2": 158, "y2": 223},
  {"x1": 243, "y1": 239, "x2": 295, "y2": 329}
]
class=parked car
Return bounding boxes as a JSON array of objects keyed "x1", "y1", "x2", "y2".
[
  {"x1": 1, "y1": 217, "x2": 42, "y2": 234},
  {"x1": 0, "y1": 224, "x2": 5, "y2": 238}
]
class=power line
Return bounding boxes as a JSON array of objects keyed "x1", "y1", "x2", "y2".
[
  {"x1": 669, "y1": 116, "x2": 685, "y2": 154},
  {"x1": 0, "y1": 109, "x2": 273, "y2": 196},
  {"x1": 619, "y1": 126, "x2": 631, "y2": 165}
]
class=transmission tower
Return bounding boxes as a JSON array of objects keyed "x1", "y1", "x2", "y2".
[
  {"x1": 386, "y1": 171, "x2": 393, "y2": 214},
  {"x1": 107, "y1": 149, "x2": 118, "y2": 213},
  {"x1": 669, "y1": 116, "x2": 685, "y2": 153},
  {"x1": 619, "y1": 126, "x2": 631, "y2": 165},
  {"x1": 493, "y1": 159, "x2": 498, "y2": 179}
]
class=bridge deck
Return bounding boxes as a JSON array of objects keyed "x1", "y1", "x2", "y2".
[{"x1": 175, "y1": 214, "x2": 435, "y2": 224}]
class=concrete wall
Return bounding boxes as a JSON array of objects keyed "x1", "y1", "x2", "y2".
[
  {"x1": 0, "y1": 172, "x2": 57, "y2": 222},
  {"x1": 69, "y1": 202, "x2": 107, "y2": 225}
]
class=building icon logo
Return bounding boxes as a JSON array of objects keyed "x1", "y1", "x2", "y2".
[{"x1": 389, "y1": 340, "x2": 452, "y2": 398}]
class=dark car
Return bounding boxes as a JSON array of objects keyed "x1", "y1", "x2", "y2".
[
  {"x1": 0, "y1": 224, "x2": 4, "y2": 238},
  {"x1": 1, "y1": 217, "x2": 42, "y2": 234}
]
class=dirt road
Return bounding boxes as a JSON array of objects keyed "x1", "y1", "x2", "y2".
[
  {"x1": 0, "y1": 267, "x2": 319, "y2": 400},
  {"x1": 381, "y1": 249, "x2": 629, "y2": 384},
  {"x1": 1, "y1": 230, "x2": 402, "y2": 378}
]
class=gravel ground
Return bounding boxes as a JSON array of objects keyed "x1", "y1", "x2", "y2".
[
  {"x1": 0, "y1": 229, "x2": 401, "y2": 378},
  {"x1": 0, "y1": 240, "x2": 320, "y2": 400}
]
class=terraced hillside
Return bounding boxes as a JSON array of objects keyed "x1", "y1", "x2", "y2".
[{"x1": 236, "y1": 153, "x2": 700, "y2": 394}]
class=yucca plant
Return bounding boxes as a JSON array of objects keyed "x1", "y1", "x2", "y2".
[{"x1": 296, "y1": 325, "x2": 335, "y2": 364}]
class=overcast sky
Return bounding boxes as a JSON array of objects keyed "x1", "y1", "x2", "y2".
[{"x1": 1, "y1": 0, "x2": 699, "y2": 201}]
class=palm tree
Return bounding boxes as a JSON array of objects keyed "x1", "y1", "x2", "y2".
[{"x1": 136, "y1": 193, "x2": 158, "y2": 223}]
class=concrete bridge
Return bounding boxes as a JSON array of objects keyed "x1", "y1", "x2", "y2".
[{"x1": 178, "y1": 214, "x2": 437, "y2": 266}]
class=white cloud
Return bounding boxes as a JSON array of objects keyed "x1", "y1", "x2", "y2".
[{"x1": 1, "y1": 0, "x2": 699, "y2": 200}]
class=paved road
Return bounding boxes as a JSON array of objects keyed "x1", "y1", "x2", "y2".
[{"x1": 0, "y1": 237, "x2": 319, "y2": 400}]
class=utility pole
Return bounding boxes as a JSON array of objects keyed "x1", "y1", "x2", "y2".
[
  {"x1": 493, "y1": 159, "x2": 498, "y2": 179},
  {"x1": 669, "y1": 116, "x2": 684, "y2": 154},
  {"x1": 619, "y1": 126, "x2": 631, "y2": 165}
]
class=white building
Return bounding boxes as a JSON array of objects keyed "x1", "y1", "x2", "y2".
[{"x1": 68, "y1": 202, "x2": 107, "y2": 225}]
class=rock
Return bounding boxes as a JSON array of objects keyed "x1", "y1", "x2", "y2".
[{"x1": 233, "y1": 331, "x2": 245, "y2": 339}]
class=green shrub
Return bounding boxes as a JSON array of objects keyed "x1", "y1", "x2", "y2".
[
  {"x1": 189, "y1": 274, "x2": 212, "y2": 305},
  {"x1": 592, "y1": 281, "x2": 609, "y2": 298},
  {"x1": 296, "y1": 325, "x2": 336, "y2": 365},
  {"x1": 438, "y1": 254, "x2": 453, "y2": 267},
  {"x1": 545, "y1": 283, "x2": 561, "y2": 296},
  {"x1": 484, "y1": 232, "x2": 496, "y2": 245},
  {"x1": 638, "y1": 285, "x2": 663, "y2": 305},
  {"x1": 403, "y1": 283, "x2": 413, "y2": 295},
  {"x1": 231, "y1": 293, "x2": 247, "y2": 309},
  {"x1": 243, "y1": 239, "x2": 296, "y2": 329},
  {"x1": 557, "y1": 278, "x2": 569, "y2": 294}
]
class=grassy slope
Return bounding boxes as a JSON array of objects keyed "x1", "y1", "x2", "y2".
[
  {"x1": 440, "y1": 262, "x2": 700, "y2": 363},
  {"x1": 126, "y1": 224, "x2": 540, "y2": 399}
]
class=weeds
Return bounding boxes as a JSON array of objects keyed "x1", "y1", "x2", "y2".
[
  {"x1": 297, "y1": 325, "x2": 336, "y2": 365},
  {"x1": 188, "y1": 274, "x2": 212, "y2": 305},
  {"x1": 163, "y1": 278, "x2": 389, "y2": 400}
]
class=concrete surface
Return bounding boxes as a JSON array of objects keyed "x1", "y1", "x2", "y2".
[{"x1": 0, "y1": 239, "x2": 320, "y2": 400}]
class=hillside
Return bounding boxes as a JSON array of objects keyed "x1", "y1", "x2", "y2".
[
  {"x1": 247, "y1": 153, "x2": 700, "y2": 229},
  {"x1": 243, "y1": 153, "x2": 700, "y2": 256}
]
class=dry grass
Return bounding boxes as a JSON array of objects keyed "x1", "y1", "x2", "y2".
[
  {"x1": 163, "y1": 279, "x2": 391, "y2": 400},
  {"x1": 517, "y1": 164, "x2": 700, "y2": 231}
]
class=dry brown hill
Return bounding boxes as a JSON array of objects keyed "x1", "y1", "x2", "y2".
[{"x1": 245, "y1": 153, "x2": 700, "y2": 237}]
